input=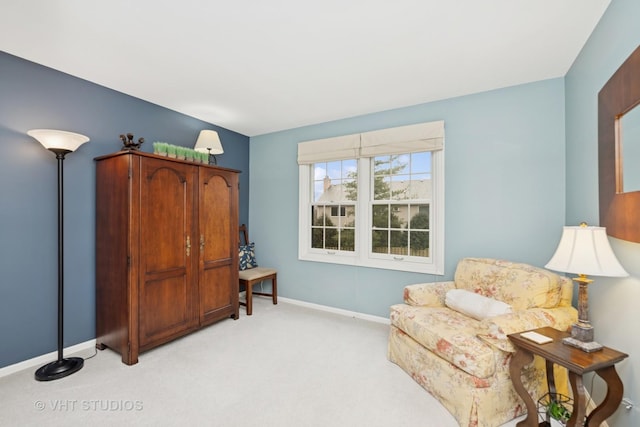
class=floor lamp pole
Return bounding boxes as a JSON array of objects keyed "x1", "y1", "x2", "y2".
[{"x1": 35, "y1": 149, "x2": 84, "y2": 381}]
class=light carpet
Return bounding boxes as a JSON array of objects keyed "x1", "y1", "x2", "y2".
[{"x1": 1, "y1": 297, "x2": 523, "y2": 426}]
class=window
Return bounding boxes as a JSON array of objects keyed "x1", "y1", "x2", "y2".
[
  {"x1": 311, "y1": 159, "x2": 356, "y2": 252},
  {"x1": 370, "y1": 152, "x2": 431, "y2": 258},
  {"x1": 298, "y1": 121, "x2": 444, "y2": 274}
]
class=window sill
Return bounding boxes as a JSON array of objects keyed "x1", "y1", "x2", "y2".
[{"x1": 298, "y1": 252, "x2": 444, "y2": 275}]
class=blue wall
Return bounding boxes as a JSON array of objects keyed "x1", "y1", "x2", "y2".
[
  {"x1": 0, "y1": 52, "x2": 250, "y2": 369},
  {"x1": 565, "y1": 0, "x2": 640, "y2": 425},
  {"x1": 249, "y1": 78, "x2": 567, "y2": 317}
]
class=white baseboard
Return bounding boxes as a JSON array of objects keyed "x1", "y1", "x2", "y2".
[
  {"x1": 279, "y1": 296, "x2": 390, "y2": 325},
  {"x1": 0, "y1": 339, "x2": 97, "y2": 379}
]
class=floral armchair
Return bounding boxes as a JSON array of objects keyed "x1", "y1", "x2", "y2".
[{"x1": 388, "y1": 258, "x2": 578, "y2": 427}]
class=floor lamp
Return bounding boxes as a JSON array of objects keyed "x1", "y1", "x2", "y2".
[{"x1": 28, "y1": 129, "x2": 90, "y2": 381}]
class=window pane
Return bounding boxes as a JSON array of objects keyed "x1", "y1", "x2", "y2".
[
  {"x1": 310, "y1": 159, "x2": 358, "y2": 253},
  {"x1": 408, "y1": 175, "x2": 430, "y2": 199},
  {"x1": 409, "y1": 205, "x2": 429, "y2": 229},
  {"x1": 325, "y1": 227, "x2": 338, "y2": 250},
  {"x1": 343, "y1": 179, "x2": 357, "y2": 201},
  {"x1": 370, "y1": 152, "x2": 433, "y2": 259},
  {"x1": 314, "y1": 179, "x2": 325, "y2": 202},
  {"x1": 314, "y1": 159, "x2": 358, "y2": 203},
  {"x1": 311, "y1": 205, "x2": 321, "y2": 225},
  {"x1": 340, "y1": 227, "x2": 355, "y2": 251},
  {"x1": 372, "y1": 205, "x2": 388, "y2": 228},
  {"x1": 312, "y1": 205, "x2": 330, "y2": 225},
  {"x1": 374, "y1": 176, "x2": 391, "y2": 200},
  {"x1": 373, "y1": 152, "x2": 432, "y2": 202},
  {"x1": 374, "y1": 154, "x2": 413, "y2": 201},
  {"x1": 311, "y1": 228, "x2": 324, "y2": 249},
  {"x1": 374, "y1": 155, "x2": 391, "y2": 174},
  {"x1": 371, "y1": 230, "x2": 388, "y2": 253},
  {"x1": 392, "y1": 154, "x2": 410, "y2": 173},
  {"x1": 411, "y1": 152, "x2": 431, "y2": 174},
  {"x1": 326, "y1": 161, "x2": 342, "y2": 180},
  {"x1": 394, "y1": 182, "x2": 409, "y2": 202},
  {"x1": 342, "y1": 206, "x2": 356, "y2": 227},
  {"x1": 390, "y1": 204, "x2": 407, "y2": 229},
  {"x1": 390, "y1": 230, "x2": 408, "y2": 256},
  {"x1": 343, "y1": 159, "x2": 357, "y2": 175},
  {"x1": 410, "y1": 231, "x2": 429, "y2": 257}
]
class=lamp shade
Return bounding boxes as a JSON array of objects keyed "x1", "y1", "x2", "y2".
[
  {"x1": 28, "y1": 129, "x2": 90, "y2": 152},
  {"x1": 194, "y1": 130, "x2": 223, "y2": 154},
  {"x1": 545, "y1": 225, "x2": 628, "y2": 277}
]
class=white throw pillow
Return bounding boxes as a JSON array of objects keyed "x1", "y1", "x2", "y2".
[{"x1": 445, "y1": 289, "x2": 513, "y2": 320}]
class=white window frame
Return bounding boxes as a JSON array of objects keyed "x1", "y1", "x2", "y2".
[{"x1": 298, "y1": 122, "x2": 444, "y2": 275}]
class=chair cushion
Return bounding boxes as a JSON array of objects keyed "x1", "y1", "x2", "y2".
[
  {"x1": 390, "y1": 304, "x2": 496, "y2": 378},
  {"x1": 239, "y1": 243, "x2": 258, "y2": 270},
  {"x1": 238, "y1": 267, "x2": 277, "y2": 281}
]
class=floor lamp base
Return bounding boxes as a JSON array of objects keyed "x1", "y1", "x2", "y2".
[{"x1": 35, "y1": 357, "x2": 84, "y2": 381}]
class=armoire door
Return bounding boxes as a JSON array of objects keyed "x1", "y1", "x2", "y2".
[
  {"x1": 198, "y1": 167, "x2": 239, "y2": 324},
  {"x1": 139, "y1": 157, "x2": 198, "y2": 347}
]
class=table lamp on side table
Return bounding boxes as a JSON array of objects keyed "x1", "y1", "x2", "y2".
[{"x1": 545, "y1": 222, "x2": 628, "y2": 352}]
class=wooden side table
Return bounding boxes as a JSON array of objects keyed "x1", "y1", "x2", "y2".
[{"x1": 508, "y1": 327, "x2": 628, "y2": 427}]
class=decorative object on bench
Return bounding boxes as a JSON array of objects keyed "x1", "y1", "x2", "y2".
[
  {"x1": 119, "y1": 132, "x2": 144, "y2": 150},
  {"x1": 238, "y1": 224, "x2": 277, "y2": 315},
  {"x1": 545, "y1": 223, "x2": 628, "y2": 352},
  {"x1": 388, "y1": 257, "x2": 578, "y2": 427}
]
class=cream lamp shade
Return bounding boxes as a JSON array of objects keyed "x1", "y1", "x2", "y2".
[
  {"x1": 545, "y1": 225, "x2": 628, "y2": 277},
  {"x1": 194, "y1": 130, "x2": 224, "y2": 155},
  {"x1": 27, "y1": 129, "x2": 90, "y2": 152}
]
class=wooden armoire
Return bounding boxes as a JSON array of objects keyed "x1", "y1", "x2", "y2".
[{"x1": 95, "y1": 151, "x2": 239, "y2": 365}]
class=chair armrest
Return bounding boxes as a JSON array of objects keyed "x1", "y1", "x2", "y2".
[
  {"x1": 403, "y1": 281, "x2": 455, "y2": 307},
  {"x1": 476, "y1": 306, "x2": 578, "y2": 353}
]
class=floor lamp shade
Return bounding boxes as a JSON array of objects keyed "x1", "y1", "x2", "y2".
[
  {"x1": 27, "y1": 129, "x2": 90, "y2": 153},
  {"x1": 28, "y1": 129, "x2": 89, "y2": 381}
]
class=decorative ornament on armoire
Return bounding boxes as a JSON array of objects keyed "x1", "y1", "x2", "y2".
[{"x1": 119, "y1": 133, "x2": 144, "y2": 150}]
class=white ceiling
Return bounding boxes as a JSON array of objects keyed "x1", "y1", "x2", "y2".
[{"x1": 1, "y1": 1, "x2": 610, "y2": 137}]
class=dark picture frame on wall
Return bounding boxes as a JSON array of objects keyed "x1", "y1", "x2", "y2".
[{"x1": 598, "y1": 44, "x2": 640, "y2": 243}]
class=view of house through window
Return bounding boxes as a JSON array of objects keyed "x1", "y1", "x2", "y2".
[
  {"x1": 312, "y1": 159, "x2": 357, "y2": 251},
  {"x1": 371, "y1": 152, "x2": 431, "y2": 257},
  {"x1": 311, "y1": 152, "x2": 431, "y2": 258}
]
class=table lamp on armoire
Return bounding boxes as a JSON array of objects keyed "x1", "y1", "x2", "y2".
[
  {"x1": 194, "y1": 130, "x2": 224, "y2": 165},
  {"x1": 545, "y1": 222, "x2": 628, "y2": 352},
  {"x1": 28, "y1": 129, "x2": 89, "y2": 381}
]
